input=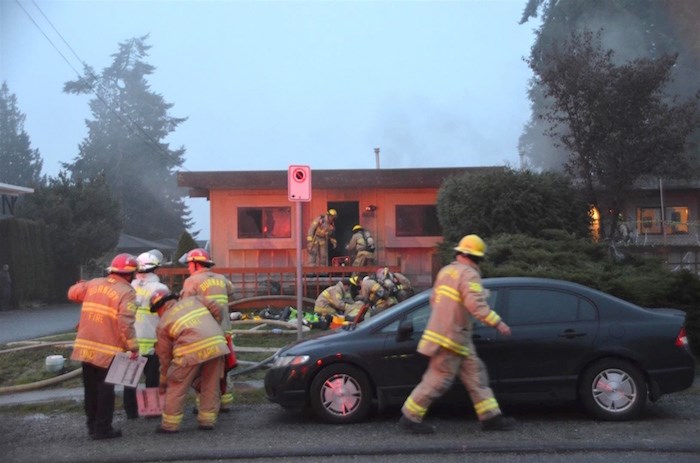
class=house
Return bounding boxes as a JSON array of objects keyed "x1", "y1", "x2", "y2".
[
  {"x1": 178, "y1": 167, "x2": 504, "y2": 291},
  {"x1": 616, "y1": 176, "x2": 700, "y2": 274}
]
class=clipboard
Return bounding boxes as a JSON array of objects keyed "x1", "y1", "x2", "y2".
[
  {"x1": 105, "y1": 352, "x2": 147, "y2": 388},
  {"x1": 136, "y1": 387, "x2": 166, "y2": 416}
]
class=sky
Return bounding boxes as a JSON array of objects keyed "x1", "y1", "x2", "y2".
[{"x1": 1, "y1": 0, "x2": 540, "y2": 239}]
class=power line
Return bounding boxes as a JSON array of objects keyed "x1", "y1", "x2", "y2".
[{"x1": 16, "y1": 0, "x2": 190, "y2": 172}]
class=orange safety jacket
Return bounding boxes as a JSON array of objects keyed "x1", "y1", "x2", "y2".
[
  {"x1": 181, "y1": 269, "x2": 233, "y2": 335},
  {"x1": 155, "y1": 295, "x2": 229, "y2": 380},
  {"x1": 68, "y1": 275, "x2": 138, "y2": 368},
  {"x1": 418, "y1": 260, "x2": 502, "y2": 357}
]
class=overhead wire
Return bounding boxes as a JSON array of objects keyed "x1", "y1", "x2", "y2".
[{"x1": 16, "y1": 0, "x2": 190, "y2": 171}]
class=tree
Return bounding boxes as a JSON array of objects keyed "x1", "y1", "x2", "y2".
[
  {"x1": 63, "y1": 35, "x2": 191, "y2": 240},
  {"x1": 436, "y1": 168, "x2": 591, "y2": 245},
  {"x1": 527, "y1": 29, "x2": 700, "y2": 238},
  {"x1": 0, "y1": 82, "x2": 43, "y2": 186},
  {"x1": 15, "y1": 171, "x2": 122, "y2": 293},
  {"x1": 519, "y1": 0, "x2": 700, "y2": 173}
]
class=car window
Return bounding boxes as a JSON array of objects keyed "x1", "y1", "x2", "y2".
[
  {"x1": 506, "y1": 288, "x2": 585, "y2": 325},
  {"x1": 380, "y1": 300, "x2": 431, "y2": 333}
]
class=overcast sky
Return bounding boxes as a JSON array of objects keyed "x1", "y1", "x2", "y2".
[{"x1": 1, "y1": 0, "x2": 539, "y2": 239}]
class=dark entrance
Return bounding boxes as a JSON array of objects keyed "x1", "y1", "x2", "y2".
[{"x1": 327, "y1": 201, "x2": 359, "y2": 264}]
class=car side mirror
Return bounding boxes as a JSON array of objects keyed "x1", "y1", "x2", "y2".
[{"x1": 396, "y1": 319, "x2": 414, "y2": 342}]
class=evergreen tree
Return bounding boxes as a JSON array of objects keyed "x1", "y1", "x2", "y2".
[
  {"x1": 15, "y1": 171, "x2": 123, "y2": 293},
  {"x1": 518, "y1": 0, "x2": 700, "y2": 172},
  {"x1": 62, "y1": 35, "x2": 191, "y2": 240},
  {"x1": 0, "y1": 82, "x2": 43, "y2": 186}
]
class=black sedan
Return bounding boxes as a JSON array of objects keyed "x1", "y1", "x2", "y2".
[{"x1": 264, "y1": 277, "x2": 696, "y2": 424}]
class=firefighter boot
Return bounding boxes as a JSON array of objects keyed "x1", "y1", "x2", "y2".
[
  {"x1": 398, "y1": 415, "x2": 435, "y2": 434},
  {"x1": 481, "y1": 414, "x2": 516, "y2": 431}
]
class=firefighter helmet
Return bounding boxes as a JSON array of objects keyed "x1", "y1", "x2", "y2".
[
  {"x1": 327, "y1": 209, "x2": 337, "y2": 217},
  {"x1": 136, "y1": 251, "x2": 161, "y2": 273},
  {"x1": 149, "y1": 288, "x2": 178, "y2": 313},
  {"x1": 454, "y1": 234, "x2": 487, "y2": 257},
  {"x1": 376, "y1": 267, "x2": 390, "y2": 281},
  {"x1": 352, "y1": 224, "x2": 363, "y2": 232},
  {"x1": 106, "y1": 253, "x2": 138, "y2": 274},
  {"x1": 185, "y1": 248, "x2": 214, "y2": 266},
  {"x1": 349, "y1": 275, "x2": 360, "y2": 287}
]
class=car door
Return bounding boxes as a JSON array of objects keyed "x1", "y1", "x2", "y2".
[
  {"x1": 369, "y1": 299, "x2": 432, "y2": 404},
  {"x1": 478, "y1": 286, "x2": 599, "y2": 400}
]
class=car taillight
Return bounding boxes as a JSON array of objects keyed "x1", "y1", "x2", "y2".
[{"x1": 675, "y1": 327, "x2": 689, "y2": 349}]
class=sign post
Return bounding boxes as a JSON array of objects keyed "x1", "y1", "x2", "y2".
[{"x1": 288, "y1": 165, "x2": 311, "y2": 339}]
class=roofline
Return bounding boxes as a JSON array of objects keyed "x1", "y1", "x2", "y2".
[
  {"x1": 0, "y1": 182, "x2": 34, "y2": 196},
  {"x1": 177, "y1": 166, "x2": 505, "y2": 198}
]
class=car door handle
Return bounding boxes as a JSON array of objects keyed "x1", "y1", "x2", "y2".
[{"x1": 559, "y1": 329, "x2": 586, "y2": 339}]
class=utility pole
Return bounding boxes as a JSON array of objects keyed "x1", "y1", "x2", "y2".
[{"x1": 374, "y1": 147, "x2": 380, "y2": 169}]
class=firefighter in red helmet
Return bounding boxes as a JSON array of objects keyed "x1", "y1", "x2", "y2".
[
  {"x1": 180, "y1": 248, "x2": 237, "y2": 412},
  {"x1": 68, "y1": 253, "x2": 139, "y2": 440}
]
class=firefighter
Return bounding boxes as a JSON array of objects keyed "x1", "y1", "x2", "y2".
[
  {"x1": 314, "y1": 278, "x2": 356, "y2": 317},
  {"x1": 306, "y1": 208, "x2": 338, "y2": 266},
  {"x1": 346, "y1": 224, "x2": 376, "y2": 267},
  {"x1": 377, "y1": 267, "x2": 415, "y2": 302},
  {"x1": 351, "y1": 274, "x2": 392, "y2": 314},
  {"x1": 398, "y1": 235, "x2": 515, "y2": 434},
  {"x1": 150, "y1": 290, "x2": 229, "y2": 433},
  {"x1": 123, "y1": 251, "x2": 170, "y2": 419},
  {"x1": 68, "y1": 253, "x2": 139, "y2": 440},
  {"x1": 180, "y1": 248, "x2": 237, "y2": 412}
]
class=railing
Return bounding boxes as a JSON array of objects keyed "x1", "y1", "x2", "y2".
[{"x1": 156, "y1": 265, "x2": 400, "y2": 301}]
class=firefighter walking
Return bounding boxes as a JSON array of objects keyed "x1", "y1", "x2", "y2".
[
  {"x1": 306, "y1": 208, "x2": 338, "y2": 266},
  {"x1": 399, "y1": 235, "x2": 515, "y2": 434},
  {"x1": 151, "y1": 291, "x2": 229, "y2": 433},
  {"x1": 68, "y1": 253, "x2": 139, "y2": 440},
  {"x1": 346, "y1": 224, "x2": 375, "y2": 267}
]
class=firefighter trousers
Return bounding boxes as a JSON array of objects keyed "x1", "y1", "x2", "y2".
[
  {"x1": 401, "y1": 346, "x2": 501, "y2": 423},
  {"x1": 161, "y1": 356, "x2": 224, "y2": 431}
]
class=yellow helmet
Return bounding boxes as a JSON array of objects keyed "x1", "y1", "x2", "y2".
[
  {"x1": 327, "y1": 208, "x2": 337, "y2": 217},
  {"x1": 352, "y1": 224, "x2": 363, "y2": 232},
  {"x1": 454, "y1": 234, "x2": 487, "y2": 257},
  {"x1": 349, "y1": 275, "x2": 359, "y2": 286}
]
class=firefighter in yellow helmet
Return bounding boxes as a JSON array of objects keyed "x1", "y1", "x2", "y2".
[
  {"x1": 306, "y1": 209, "x2": 338, "y2": 266},
  {"x1": 346, "y1": 224, "x2": 376, "y2": 267},
  {"x1": 398, "y1": 234, "x2": 515, "y2": 433},
  {"x1": 180, "y1": 248, "x2": 237, "y2": 412}
]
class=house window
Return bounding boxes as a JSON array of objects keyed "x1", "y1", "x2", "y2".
[
  {"x1": 237, "y1": 207, "x2": 291, "y2": 238},
  {"x1": 395, "y1": 205, "x2": 442, "y2": 237},
  {"x1": 636, "y1": 207, "x2": 689, "y2": 235}
]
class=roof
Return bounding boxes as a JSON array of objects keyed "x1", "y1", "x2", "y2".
[
  {"x1": 177, "y1": 167, "x2": 505, "y2": 198},
  {"x1": 0, "y1": 182, "x2": 34, "y2": 196}
]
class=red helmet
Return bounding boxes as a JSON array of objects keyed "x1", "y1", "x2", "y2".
[
  {"x1": 149, "y1": 288, "x2": 177, "y2": 313},
  {"x1": 185, "y1": 248, "x2": 214, "y2": 266},
  {"x1": 106, "y1": 253, "x2": 138, "y2": 274}
]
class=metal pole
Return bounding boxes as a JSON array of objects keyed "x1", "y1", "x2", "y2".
[
  {"x1": 296, "y1": 201, "x2": 303, "y2": 340},
  {"x1": 659, "y1": 177, "x2": 666, "y2": 247},
  {"x1": 374, "y1": 147, "x2": 380, "y2": 169}
]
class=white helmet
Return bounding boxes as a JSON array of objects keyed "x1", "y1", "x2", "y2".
[{"x1": 137, "y1": 251, "x2": 161, "y2": 273}]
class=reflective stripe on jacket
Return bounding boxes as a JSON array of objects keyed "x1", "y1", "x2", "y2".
[
  {"x1": 181, "y1": 269, "x2": 233, "y2": 334},
  {"x1": 155, "y1": 296, "x2": 229, "y2": 377},
  {"x1": 314, "y1": 281, "x2": 352, "y2": 314},
  {"x1": 417, "y1": 260, "x2": 501, "y2": 357},
  {"x1": 131, "y1": 273, "x2": 169, "y2": 355},
  {"x1": 69, "y1": 275, "x2": 137, "y2": 368}
]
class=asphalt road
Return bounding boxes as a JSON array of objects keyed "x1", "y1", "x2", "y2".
[
  {"x1": 1, "y1": 306, "x2": 699, "y2": 462},
  {"x1": 0, "y1": 304, "x2": 80, "y2": 344}
]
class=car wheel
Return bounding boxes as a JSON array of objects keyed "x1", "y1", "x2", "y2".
[
  {"x1": 309, "y1": 364, "x2": 372, "y2": 424},
  {"x1": 579, "y1": 358, "x2": 647, "y2": 421}
]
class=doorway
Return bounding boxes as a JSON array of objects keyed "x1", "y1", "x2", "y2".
[{"x1": 327, "y1": 201, "x2": 359, "y2": 262}]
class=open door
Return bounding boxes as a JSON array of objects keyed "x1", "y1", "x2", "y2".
[{"x1": 327, "y1": 201, "x2": 359, "y2": 263}]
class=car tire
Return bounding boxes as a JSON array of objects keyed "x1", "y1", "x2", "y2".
[
  {"x1": 309, "y1": 364, "x2": 372, "y2": 424},
  {"x1": 579, "y1": 358, "x2": 647, "y2": 421}
]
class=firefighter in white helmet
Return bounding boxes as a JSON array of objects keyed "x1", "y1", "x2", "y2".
[
  {"x1": 398, "y1": 235, "x2": 515, "y2": 433},
  {"x1": 122, "y1": 250, "x2": 170, "y2": 419}
]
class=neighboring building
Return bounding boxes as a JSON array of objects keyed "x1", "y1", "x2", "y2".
[
  {"x1": 0, "y1": 182, "x2": 34, "y2": 219},
  {"x1": 615, "y1": 177, "x2": 700, "y2": 274},
  {"x1": 178, "y1": 167, "x2": 504, "y2": 290}
]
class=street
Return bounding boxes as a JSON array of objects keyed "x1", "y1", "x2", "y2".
[{"x1": 2, "y1": 378, "x2": 699, "y2": 463}]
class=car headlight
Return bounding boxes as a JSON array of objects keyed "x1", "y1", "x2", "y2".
[{"x1": 272, "y1": 355, "x2": 310, "y2": 368}]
